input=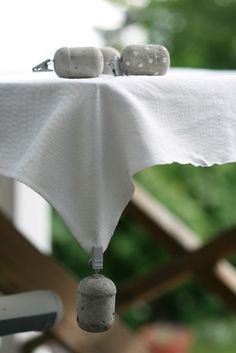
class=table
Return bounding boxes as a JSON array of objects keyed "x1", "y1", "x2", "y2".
[{"x1": 0, "y1": 68, "x2": 236, "y2": 254}]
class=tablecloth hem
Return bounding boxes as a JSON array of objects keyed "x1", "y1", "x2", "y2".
[{"x1": 1, "y1": 155, "x2": 235, "y2": 254}]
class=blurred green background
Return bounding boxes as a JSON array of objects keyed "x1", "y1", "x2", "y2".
[{"x1": 53, "y1": 1, "x2": 236, "y2": 352}]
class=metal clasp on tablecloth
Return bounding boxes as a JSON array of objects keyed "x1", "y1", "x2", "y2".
[{"x1": 32, "y1": 59, "x2": 53, "y2": 72}]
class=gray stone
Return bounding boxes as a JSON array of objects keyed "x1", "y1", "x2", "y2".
[
  {"x1": 121, "y1": 44, "x2": 170, "y2": 76},
  {"x1": 100, "y1": 47, "x2": 120, "y2": 74},
  {"x1": 77, "y1": 275, "x2": 116, "y2": 333},
  {"x1": 54, "y1": 47, "x2": 104, "y2": 78}
]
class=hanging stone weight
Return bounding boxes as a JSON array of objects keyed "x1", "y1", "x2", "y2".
[
  {"x1": 77, "y1": 274, "x2": 117, "y2": 333},
  {"x1": 121, "y1": 44, "x2": 170, "y2": 76}
]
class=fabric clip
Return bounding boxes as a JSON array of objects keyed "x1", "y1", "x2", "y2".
[
  {"x1": 89, "y1": 247, "x2": 103, "y2": 272},
  {"x1": 108, "y1": 56, "x2": 124, "y2": 76},
  {"x1": 32, "y1": 59, "x2": 53, "y2": 72}
]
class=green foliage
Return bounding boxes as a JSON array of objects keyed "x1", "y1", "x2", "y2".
[
  {"x1": 104, "y1": 217, "x2": 170, "y2": 283},
  {"x1": 192, "y1": 319, "x2": 236, "y2": 353},
  {"x1": 135, "y1": 163, "x2": 236, "y2": 239},
  {"x1": 107, "y1": 0, "x2": 236, "y2": 69}
]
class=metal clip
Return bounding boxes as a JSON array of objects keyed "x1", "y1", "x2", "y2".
[
  {"x1": 32, "y1": 59, "x2": 53, "y2": 72},
  {"x1": 108, "y1": 56, "x2": 124, "y2": 77},
  {"x1": 90, "y1": 247, "x2": 103, "y2": 272}
]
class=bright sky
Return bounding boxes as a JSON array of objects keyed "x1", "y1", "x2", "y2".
[{"x1": 0, "y1": 0, "x2": 125, "y2": 72}]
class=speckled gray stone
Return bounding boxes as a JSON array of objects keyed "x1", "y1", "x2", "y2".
[
  {"x1": 121, "y1": 44, "x2": 170, "y2": 76},
  {"x1": 77, "y1": 275, "x2": 116, "y2": 333},
  {"x1": 100, "y1": 47, "x2": 120, "y2": 74},
  {"x1": 54, "y1": 47, "x2": 104, "y2": 78}
]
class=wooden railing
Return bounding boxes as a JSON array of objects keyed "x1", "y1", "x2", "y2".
[{"x1": 120, "y1": 184, "x2": 236, "y2": 312}]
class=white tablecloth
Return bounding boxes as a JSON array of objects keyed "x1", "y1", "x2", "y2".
[{"x1": 0, "y1": 69, "x2": 236, "y2": 253}]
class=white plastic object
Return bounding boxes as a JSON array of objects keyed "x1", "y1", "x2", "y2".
[{"x1": 0, "y1": 290, "x2": 64, "y2": 336}]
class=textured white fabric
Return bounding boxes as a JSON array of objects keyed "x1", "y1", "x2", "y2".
[{"x1": 0, "y1": 68, "x2": 236, "y2": 253}]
